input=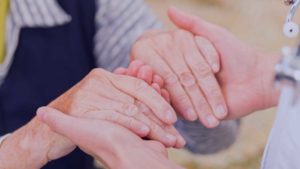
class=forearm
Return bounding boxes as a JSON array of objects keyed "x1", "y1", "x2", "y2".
[{"x1": 0, "y1": 117, "x2": 57, "y2": 169}]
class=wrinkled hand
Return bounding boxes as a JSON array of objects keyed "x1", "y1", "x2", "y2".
[
  {"x1": 132, "y1": 29, "x2": 228, "y2": 128},
  {"x1": 168, "y1": 7, "x2": 280, "y2": 119},
  {"x1": 46, "y1": 68, "x2": 184, "y2": 162},
  {"x1": 37, "y1": 107, "x2": 184, "y2": 169}
]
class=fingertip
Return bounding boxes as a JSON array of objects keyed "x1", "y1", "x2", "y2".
[
  {"x1": 114, "y1": 67, "x2": 127, "y2": 75},
  {"x1": 203, "y1": 115, "x2": 220, "y2": 128},
  {"x1": 153, "y1": 75, "x2": 164, "y2": 87},
  {"x1": 164, "y1": 134, "x2": 177, "y2": 147},
  {"x1": 151, "y1": 83, "x2": 161, "y2": 95},
  {"x1": 137, "y1": 125, "x2": 151, "y2": 138},
  {"x1": 165, "y1": 110, "x2": 177, "y2": 124},
  {"x1": 128, "y1": 60, "x2": 144, "y2": 76},
  {"x1": 36, "y1": 107, "x2": 48, "y2": 122},
  {"x1": 137, "y1": 65, "x2": 153, "y2": 84},
  {"x1": 184, "y1": 108, "x2": 198, "y2": 122},
  {"x1": 168, "y1": 6, "x2": 182, "y2": 19},
  {"x1": 168, "y1": 6, "x2": 193, "y2": 28},
  {"x1": 212, "y1": 63, "x2": 220, "y2": 73},
  {"x1": 175, "y1": 135, "x2": 186, "y2": 149},
  {"x1": 214, "y1": 104, "x2": 228, "y2": 119}
]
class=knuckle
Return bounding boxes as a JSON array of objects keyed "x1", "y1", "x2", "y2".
[
  {"x1": 195, "y1": 101, "x2": 211, "y2": 114},
  {"x1": 151, "y1": 124, "x2": 161, "y2": 135},
  {"x1": 173, "y1": 93, "x2": 190, "y2": 106},
  {"x1": 108, "y1": 113, "x2": 120, "y2": 122},
  {"x1": 179, "y1": 72, "x2": 196, "y2": 87},
  {"x1": 142, "y1": 108, "x2": 153, "y2": 118},
  {"x1": 126, "y1": 118, "x2": 135, "y2": 129},
  {"x1": 90, "y1": 68, "x2": 105, "y2": 77},
  {"x1": 194, "y1": 63, "x2": 213, "y2": 79},
  {"x1": 80, "y1": 77, "x2": 98, "y2": 90},
  {"x1": 122, "y1": 104, "x2": 139, "y2": 117},
  {"x1": 164, "y1": 72, "x2": 179, "y2": 87},
  {"x1": 134, "y1": 79, "x2": 149, "y2": 92},
  {"x1": 208, "y1": 88, "x2": 223, "y2": 101}
]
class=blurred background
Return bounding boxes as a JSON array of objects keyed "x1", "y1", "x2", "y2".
[{"x1": 143, "y1": 0, "x2": 300, "y2": 169}]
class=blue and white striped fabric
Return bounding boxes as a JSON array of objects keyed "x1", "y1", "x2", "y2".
[
  {"x1": 0, "y1": 0, "x2": 160, "y2": 83},
  {"x1": 94, "y1": 0, "x2": 160, "y2": 71},
  {"x1": 0, "y1": 0, "x2": 71, "y2": 85}
]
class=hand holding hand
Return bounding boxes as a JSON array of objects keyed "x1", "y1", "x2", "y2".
[
  {"x1": 132, "y1": 29, "x2": 228, "y2": 128},
  {"x1": 168, "y1": 7, "x2": 280, "y2": 119},
  {"x1": 37, "y1": 107, "x2": 184, "y2": 169}
]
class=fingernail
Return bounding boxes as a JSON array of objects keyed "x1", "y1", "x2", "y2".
[
  {"x1": 165, "y1": 134, "x2": 176, "y2": 145},
  {"x1": 178, "y1": 135, "x2": 186, "y2": 147},
  {"x1": 166, "y1": 111, "x2": 176, "y2": 123},
  {"x1": 139, "y1": 126, "x2": 150, "y2": 134},
  {"x1": 186, "y1": 108, "x2": 197, "y2": 121},
  {"x1": 206, "y1": 115, "x2": 219, "y2": 127},
  {"x1": 36, "y1": 107, "x2": 48, "y2": 121},
  {"x1": 215, "y1": 105, "x2": 227, "y2": 119},
  {"x1": 212, "y1": 64, "x2": 220, "y2": 73}
]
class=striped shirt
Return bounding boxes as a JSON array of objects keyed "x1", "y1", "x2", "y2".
[{"x1": 0, "y1": 0, "x2": 240, "y2": 155}]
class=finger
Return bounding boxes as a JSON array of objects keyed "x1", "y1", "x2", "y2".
[
  {"x1": 114, "y1": 67, "x2": 128, "y2": 75},
  {"x1": 195, "y1": 36, "x2": 220, "y2": 73},
  {"x1": 161, "y1": 89, "x2": 171, "y2": 103},
  {"x1": 151, "y1": 83, "x2": 162, "y2": 95},
  {"x1": 136, "y1": 101, "x2": 185, "y2": 148},
  {"x1": 168, "y1": 7, "x2": 225, "y2": 43},
  {"x1": 137, "y1": 65, "x2": 153, "y2": 84},
  {"x1": 162, "y1": 30, "x2": 218, "y2": 124},
  {"x1": 153, "y1": 75, "x2": 164, "y2": 88},
  {"x1": 135, "y1": 101, "x2": 177, "y2": 147},
  {"x1": 127, "y1": 60, "x2": 144, "y2": 76},
  {"x1": 133, "y1": 50, "x2": 197, "y2": 122},
  {"x1": 75, "y1": 95, "x2": 139, "y2": 117},
  {"x1": 137, "y1": 113, "x2": 176, "y2": 147},
  {"x1": 106, "y1": 71, "x2": 177, "y2": 125},
  {"x1": 168, "y1": 7, "x2": 231, "y2": 51},
  {"x1": 37, "y1": 106, "x2": 132, "y2": 159},
  {"x1": 36, "y1": 107, "x2": 76, "y2": 136},
  {"x1": 183, "y1": 39, "x2": 228, "y2": 121},
  {"x1": 85, "y1": 110, "x2": 150, "y2": 137}
]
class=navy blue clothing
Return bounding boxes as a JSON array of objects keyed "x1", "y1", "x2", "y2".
[{"x1": 0, "y1": 0, "x2": 97, "y2": 168}]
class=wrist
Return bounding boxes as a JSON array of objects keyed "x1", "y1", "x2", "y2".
[
  {"x1": 0, "y1": 118, "x2": 50, "y2": 169},
  {"x1": 258, "y1": 52, "x2": 281, "y2": 109}
]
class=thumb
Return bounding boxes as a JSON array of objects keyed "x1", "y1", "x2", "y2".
[
  {"x1": 168, "y1": 7, "x2": 228, "y2": 43},
  {"x1": 36, "y1": 107, "x2": 82, "y2": 141}
]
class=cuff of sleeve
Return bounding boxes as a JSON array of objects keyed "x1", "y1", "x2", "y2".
[{"x1": 0, "y1": 134, "x2": 11, "y2": 147}]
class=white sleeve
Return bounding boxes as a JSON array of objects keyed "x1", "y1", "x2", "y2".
[
  {"x1": 261, "y1": 86, "x2": 300, "y2": 169},
  {"x1": 0, "y1": 134, "x2": 11, "y2": 147}
]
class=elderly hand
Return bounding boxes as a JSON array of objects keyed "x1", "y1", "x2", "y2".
[
  {"x1": 0, "y1": 68, "x2": 184, "y2": 169},
  {"x1": 168, "y1": 7, "x2": 280, "y2": 119},
  {"x1": 45, "y1": 68, "x2": 185, "y2": 161},
  {"x1": 114, "y1": 60, "x2": 171, "y2": 102},
  {"x1": 131, "y1": 29, "x2": 228, "y2": 128},
  {"x1": 37, "y1": 107, "x2": 184, "y2": 169}
]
